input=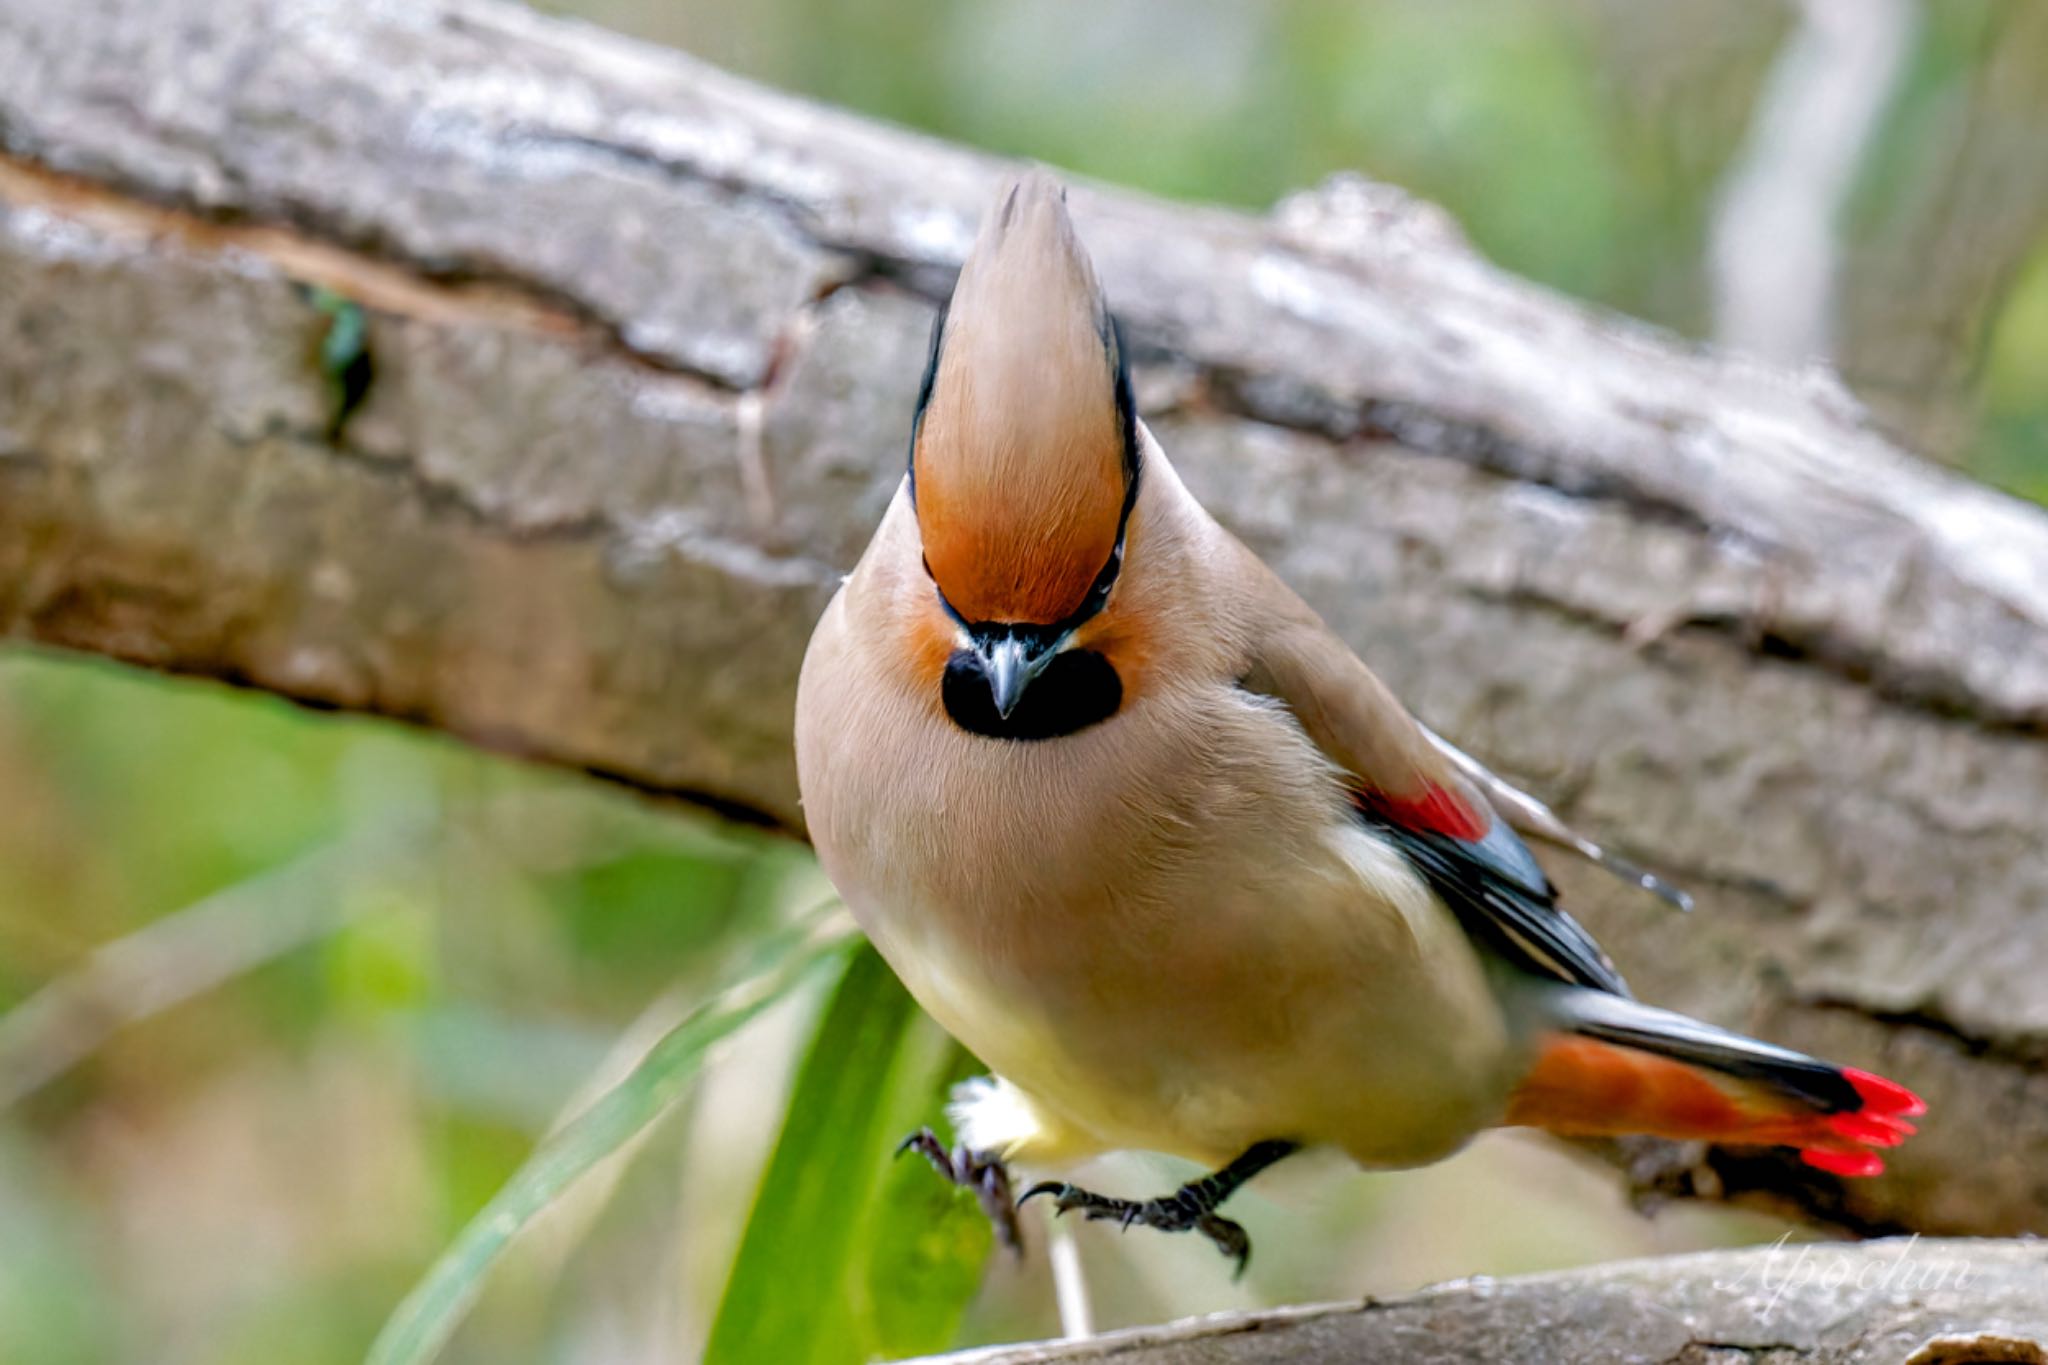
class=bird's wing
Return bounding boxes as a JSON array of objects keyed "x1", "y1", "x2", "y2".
[
  {"x1": 1352, "y1": 798, "x2": 1629, "y2": 996},
  {"x1": 1235, "y1": 552, "x2": 1630, "y2": 995},
  {"x1": 1419, "y1": 726, "x2": 1693, "y2": 913}
]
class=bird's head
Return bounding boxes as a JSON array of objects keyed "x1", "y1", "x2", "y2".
[{"x1": 909, "y1": 170, "x2": 1139, "y2": 739}]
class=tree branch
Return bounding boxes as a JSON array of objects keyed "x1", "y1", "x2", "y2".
[
  {"x1": 913, "y1": 1239, "x2": 2048, "y2": 1365},
  {"x1": 2, "y1": 0, "x2": 2046, "y2": 1239}
]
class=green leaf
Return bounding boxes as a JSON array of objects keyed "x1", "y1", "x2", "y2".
[
  {"x1": 856, "y1": 1042, "x2": 995, "y2": 1359},
  {"x1": 366, "y1": 910, "x2": 855, "y2": 1365},
  {"x1": 704, "y1": 943, "x2": 991, "y2": 1365}
]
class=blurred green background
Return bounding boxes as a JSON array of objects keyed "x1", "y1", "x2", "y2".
[{"x1": 3, "y1": 1, "x2": 2043, "y2": 1362}]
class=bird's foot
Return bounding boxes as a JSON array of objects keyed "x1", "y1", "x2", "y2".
[
  {"x1": 1018, "y1": 1181, "x2": 1252, "y2": 1276},
  {"x1": 896, "y1": 1127, "x2": 1024, "y2": 1256},
  {"x1": 1016, "y1": 1138, "x2": 1298, "y2": 1279}
]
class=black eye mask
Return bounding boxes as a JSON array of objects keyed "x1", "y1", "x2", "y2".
[{"x1": 941, "y1": 648, "x2": 1123, "y2": 741}]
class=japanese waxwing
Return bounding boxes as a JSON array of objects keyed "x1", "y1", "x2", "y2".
[{"x1": 793, "y1": 169, "x2": 1922, "y2": 1270}]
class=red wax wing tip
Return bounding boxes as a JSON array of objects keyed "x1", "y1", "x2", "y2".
[
  {"x1": 1843, "y1": 1067, "x2": 1927, "y2": 1118},
  {"x1": 1379, "y1": 785, "x2": 1490, "y2": 842},
  {"x1": 1825, "y1": 1112, "x2": 1913, "y2": 1147},
  {"x1": 1802, "y1": 1148, "x2": 1886, "y2": 1178}
]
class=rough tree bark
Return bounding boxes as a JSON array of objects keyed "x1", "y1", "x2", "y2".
[
  {"x1": 2, "y1": 0, "x2": 2045, "y2": 1270},
  {"x1": 916, "y1": 1240, "x2": 2048, "y2": 1365}
]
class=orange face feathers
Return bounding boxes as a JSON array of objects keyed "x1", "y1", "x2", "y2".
[{"x1": 912, "y1": 170, "x2": 1133, "y2": 626}]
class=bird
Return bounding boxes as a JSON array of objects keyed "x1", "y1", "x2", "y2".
[{"x1": 792, "y1": 168, "x2": 1923, "y2": 1274}]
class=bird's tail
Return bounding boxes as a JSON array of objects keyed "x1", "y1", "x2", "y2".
[{"x1": 1503, "y1": 992, "x2": 1924, "y2": 1176}]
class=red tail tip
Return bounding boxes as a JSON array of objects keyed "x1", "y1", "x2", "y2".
[
  {"x1": 1802, "y1": 1147, "x2": 1886, "y2": 1178},
  {"x1": 1802, "y1": 1067, "x2": 1923, "y2": 1176},
  {"x1": 1825, "y1": 1111, "x2": 1915, "y2": 1148},
  {"x1": 1843, "y1": 1067, "x2": 1926, "y2": 1118}
]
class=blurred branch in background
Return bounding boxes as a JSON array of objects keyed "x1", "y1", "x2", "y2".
[
  {"x1": 1708, "y1": 0, "x2": 1918, "y2": 363},
  {"x1": 1836, "y1": 1, "x2": 2048, "y2": 477}
]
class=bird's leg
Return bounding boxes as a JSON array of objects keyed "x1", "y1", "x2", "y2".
[
  {"x1": 1018, "y1": 1139, "x2": 1300, "y2": 1278},
  {"x1": 896, "y1": 1128, "x2": 1025, "y2": 1256}
]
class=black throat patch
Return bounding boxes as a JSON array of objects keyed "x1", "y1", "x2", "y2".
[{"x1": 942, "y1": 648, "x2": 1123, "y2": 741}]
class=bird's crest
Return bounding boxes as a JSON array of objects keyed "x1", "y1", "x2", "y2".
[{"x1": 912, "y1": 170, "x2": 1134, "y2": 627}]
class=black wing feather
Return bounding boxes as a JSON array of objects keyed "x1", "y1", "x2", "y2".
[{"x1": 1356, "y1": 806, "x2": 1631, "y2": 997}]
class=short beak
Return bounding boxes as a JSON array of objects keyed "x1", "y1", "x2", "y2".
[{"x1": 985, "y1": 637, "x2": 1031, "y2": 719}]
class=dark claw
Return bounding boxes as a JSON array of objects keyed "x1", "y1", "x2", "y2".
[
  {"x1": 895, "y1": 1127, "x2": 1024, "y2": 1256},
  {"x1": 1012, "y1": 1140, "x2": 1299, "y2": 1276},
  {"x1": 1019, "y1": 1180, "x2": 1147, "y2": 1226},
  {"x1": 1018, "y1": 1180, "x2": 1078, "y2": 1214},
  {"x1": 1018, "y1": 1179, "x2": 1256, "y2": 1274},
  {"x1": 896, "y1": 1128, "x2": 958, "y2": 1182},
  {"x1": 1197, "y1": 1213, "x2": 1253, "y2": 1280}
]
